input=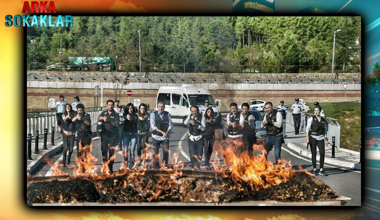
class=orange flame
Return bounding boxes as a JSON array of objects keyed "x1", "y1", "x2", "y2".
[
  {"x1": 43, "y1": 156, "x2": 68, "y2": 176},
  {"x1": 214, "y1": 139, "x2": 296, "y2": 190}
]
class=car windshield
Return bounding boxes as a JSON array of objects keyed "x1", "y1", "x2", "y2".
[{"x1": 188, "y1": 95, "x2": 215, "y2": 106}]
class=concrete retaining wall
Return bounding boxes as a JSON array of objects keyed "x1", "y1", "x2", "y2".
[{"x1": 27, "y1": 86, "x2": 361, "y2": 111}]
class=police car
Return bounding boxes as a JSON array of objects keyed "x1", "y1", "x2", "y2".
[{"x1": 248, "y1": 100, "x2": 266, "y2": 111}]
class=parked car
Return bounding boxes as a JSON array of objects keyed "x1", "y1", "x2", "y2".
[
  {"x1": 238, "y1": 100, "x2": 266, "y2": 111},
  {"x1": 223, "y1": 110, "x2": 286, "y2": 140}
]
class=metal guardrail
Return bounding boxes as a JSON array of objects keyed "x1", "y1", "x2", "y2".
[
  {"x1": 286, "y1": 111, "x2": 341, "y2": 148},
  {"x1": 26, "y1": 107, "x2": 105, "y2": 138}
]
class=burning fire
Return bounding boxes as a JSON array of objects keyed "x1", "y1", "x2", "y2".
[
  {"x1": 213, "y1": 139, "x2": 296, "y2": 190},
  {"x1": 30, "y1": 138, "x2": 309, "y2": 195}
]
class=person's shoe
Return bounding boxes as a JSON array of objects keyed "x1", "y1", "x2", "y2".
[
  {"x1": 310, "y1": 169, "x2": 317, "y2": 176},
  {"x1": 318, "y1": 170, "x2": 328, "y2": 176}
]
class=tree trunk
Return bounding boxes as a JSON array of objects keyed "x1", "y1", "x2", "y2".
[
  {"x1": 248, "y1": 29, "x2": 251, "y2": 48},
  {"x1": 242, "y1": 31, "x2": 245, "y2": 46}
]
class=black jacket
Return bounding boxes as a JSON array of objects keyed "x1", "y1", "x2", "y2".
[
  {"x1": 123, "y1": 113, "x2": 138, "y2": 133},
  {"x1": 137, "y1": 114, "x2": 150, "y2": 135}
]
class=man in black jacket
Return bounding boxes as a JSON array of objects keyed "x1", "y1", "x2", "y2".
[
  {"x1": 184, "y1": 105, "x2": 206, "y2": 170},
  {"x1": 72, "y1": 104, "x2": 92, "y2": 161},
  {"x1": 241, "y1": 103, "x2": 256, "y2": 156},
  {"x1": 226, "y1": 102, "x2": 245, "y2": 156},
  {"x1": 261, "y1": 102, "x2": 284, "y2": 164},
  {"x1": 98, "y1": 100, "x2": 119, "y2": 174},
  {"x1": 150, "y1": 101, "x2": 173, "y2": 169}
]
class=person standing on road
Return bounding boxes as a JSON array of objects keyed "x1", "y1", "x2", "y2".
[
  {"x1": 72, "y1": 104, "x2": 92, "y2": 161},
  {"x1": 98, "y1": 100, "x2": 119, "y2": 174},
  {"x1": 52, "y1": 95, "x2": 67, "y2": 134},
  {"x1": 278, "y1": 100, "x2": 287, "y2": 119},
  {"x1": 122, "y1": 103, "x2": 138, "y2": 169},
  {"x1": 146, "y1": 104, "x2": 152, "y2": 115},
  {"x1": 114, "y1": 100, "x2": 124, "y2": 152},
  {"x1": 261, "y1": 102, "x2": 284, "y2": 165},
  {"x1": 136, "y1": 103, "x2": 150, "y2": 165},
  {"x1": 184, "y1": 105, "x2": 206, "y2": 170},
  {"x1": 226, "y1": 102, "x2": 244, "y2": 155},
  {"x1": 306, "y1": 101, "x2": 326, "y2": 148},
  {"x1": 201, "y1": 100, "x2": 210, "y2": 115},
  {"x1": 72, "y1": 95, "x2": 82, "y2": 112},
  {"x1": 306, "y1": 105, "x2": 328, "y2": 176},
  {"x1": 291, "y1": 98, "x2": 304, "y2": 134},
  {"x1": 61, "y1": 104, "x2": 76, "y2": 167},
  {"x1": 313, "y1": 101, "x2": 325, "y2": 118},
  {"x1": 241, "y1": 103, "x2": 256, "y2": 156},
  {"x1": 150, "y1": 101, "x2": 173, "y2": 169},
  {"x1": 114, "y1": 100, "x2": 121, "y2": 113},
  {"x1": 203, "y1": 107, "x2": 218, "y2": 170}
]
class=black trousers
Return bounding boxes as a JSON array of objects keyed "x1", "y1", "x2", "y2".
[
  {"x1": 203, "y1": 135, "x2": 214, "y2": 167},
  {"x1": 62, "y1": 133, "x2": 75, "y2": 165},
  {"x1": 188, "y1": 138, "x2": 204, "y2": 168},
  {"x1": 118, "y1": 126, "x2": 123, "y2": 150},
  {"x1": 56, "y1": 113, "x2": 63, "y2": 127},
  {"x1": 101, "y1": 133, "x2": 118, "y2": 172},
  {"x1": 243, "y1": 132, "x2": 256, "y2": 156},
  {"x1": 137, "y1": 133, "x2": 149, "y2": 159},
  {"x1": 77, "y1": 132, "x2": 92, "y2": 159},
  {"x1": 293, "y1": 114, "x2": 301, "y2": 134},
  {"x1": 152, "y1": 138, "x2": 169, "y2": 169},
  {"x1": 310, "y1": 136, "x2": 325, "y2": 169}
]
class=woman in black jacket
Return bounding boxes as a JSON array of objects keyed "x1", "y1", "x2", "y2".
[
  {"x1": 136, "y1": 103, "x2": 150, "y2": 165},
  {"x1": 122, "y1": 103, "x2": 138, "y2": 169},
  {"x1": 62, "y1": 104, "x2": 76, "y2": 167},
  {"x1": 203, "y1": 107, "x2": 217, "y2": 170}
]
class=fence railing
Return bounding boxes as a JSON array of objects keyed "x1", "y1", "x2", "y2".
[
  {"x1": 286, "y1": 111, "x2": 341, "y2": 148},
  {"x1": 26, "y1": 107, "x2": 105, "y2": 139}
]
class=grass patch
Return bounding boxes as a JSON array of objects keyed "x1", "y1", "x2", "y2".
[
  {"x1": 27, "y1": 113, "x2": 45, "y2": 118},
  {"x1": 306, "y1": 102, "x2": 361, "y2": 151}
]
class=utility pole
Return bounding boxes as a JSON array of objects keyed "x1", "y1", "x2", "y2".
[{"x1": 138, "y1": 30, "x2": 141, "y2": 73}]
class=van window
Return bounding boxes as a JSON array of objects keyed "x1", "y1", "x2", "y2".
[
  {"x1": 172, "y1": 94, "x2": 181, "y2": 105},
  {"x1": 183, "y1": 94, "x2": 189, "y2": 107},
  {"x1": 158, "y1": 93, "x2": 171, "y2": 105},
  {"x1": 188, "y1": 95, "x2": 215, "y2": 106}
]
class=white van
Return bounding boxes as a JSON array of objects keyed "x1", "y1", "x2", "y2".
[{"x1": 156, "y1": 84, "x2": 221, "y2": 123}]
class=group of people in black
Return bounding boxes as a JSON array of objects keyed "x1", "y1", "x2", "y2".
[
  {"x1": 97, "y1": 100, "x2": 152, "y2": 173},
  {"x1": 99, "y1": 100, "x2": 223, "y2": 172},
  {"x1": 59, "y1": 101, "x2": 92, "y2": 167},
  {"x1": 54, "y1": 94, "x2": 329, "y2": 176}
]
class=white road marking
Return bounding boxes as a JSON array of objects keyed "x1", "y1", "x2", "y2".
[
  {"x1": 45, "y1": 137, "x2": 99, "y2": 176},
  {"x1": 178, "y1": 131, "x2": 190, "y2": 161},
  {"x1": 282, "y1": 146, "x2": 361, "y2": 173}
]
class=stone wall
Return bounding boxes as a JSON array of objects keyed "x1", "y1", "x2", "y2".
[
  {"x1": 28, "y1": 71, "x2": 361, "y2": 80},
  {"x1": 27, "y1": 88, "x2": 361, "y2": 111}
]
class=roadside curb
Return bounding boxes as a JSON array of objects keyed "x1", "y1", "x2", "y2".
[
  {"x1": 27, "y1": 142, "x2": 63, "y2": 174},
  {"x1": 285, "y1": 141, "x2": 359, "y2": 170}
]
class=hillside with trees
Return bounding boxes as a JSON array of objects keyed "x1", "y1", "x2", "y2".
[{"x1": 27, "y1": 16, "x2": 361, "y2": 73}]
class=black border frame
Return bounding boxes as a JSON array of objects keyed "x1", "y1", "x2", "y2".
[{"x1": 23, "y1": 13, "x2": 365, "y2": 211}]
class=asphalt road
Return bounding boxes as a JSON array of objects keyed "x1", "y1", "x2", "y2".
[{"x1": 31, "y1": 125, "x2": 362, "y2": 207}]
